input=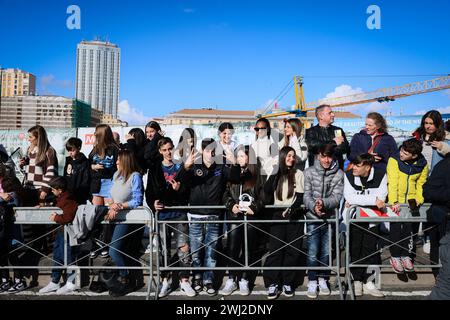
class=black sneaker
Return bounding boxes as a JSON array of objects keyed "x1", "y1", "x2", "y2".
[
  {"x1": 267, "y1": 284, "x2": 279, "y2": 300},
  {"x1": 8, "y1": 279, "x2": 27, "y2": 294},
  {"x1": 192, "y1": 279, "x2": 203, "y2": 293},
  {"x1": 100, "y1": 250, "x2": 109, "y2": 258},
  {"x1": 204, "y1": 283, "x2": 216, "y2": 296},
  {"x1": 0, "y1": 279, "x2": 12, "y2": 293},
  {"x1": 282, "y1": 285, "x2": 294, "y2": 297}
]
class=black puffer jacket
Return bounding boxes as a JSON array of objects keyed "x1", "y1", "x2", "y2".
[{"x1": 305, "y1": 124, "x2": 350, "y2": 169}]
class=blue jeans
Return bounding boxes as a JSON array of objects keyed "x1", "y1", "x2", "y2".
[
  {"x1": 109, "y1": 224, "x2": 134, "y2": 277},
  {"x1": 51, "y1": 230, "x2": 76, "y2": 283},
  {"x1": 189, "y1": 215, "x2": 220, "y2": 284},
  {"x1": 306, "y1": 223, "x2": 331, "y2": 281}
]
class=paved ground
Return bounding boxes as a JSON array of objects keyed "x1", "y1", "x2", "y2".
[{"x1": 0, "y1": 234, "x2": 437, "y2": 301}]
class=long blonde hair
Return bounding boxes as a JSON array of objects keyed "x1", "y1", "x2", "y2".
[
  {"x1": 92, "y1": 124, "x2": 117, "y2": 158},
  {"x1": 28, "y1": 125, "x2": 53, "y2": 164}
]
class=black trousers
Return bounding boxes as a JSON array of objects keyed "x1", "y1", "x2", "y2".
[
  {"x1": 225, "y1": 221, "x2": 259, "y2": 281},
  {"x1": 9, "y1": 225, "x2": 47, "y2": 282},
  {"x1": 263, "y1": 220, "x2": 304, "y2": 288},
  {"x1": 429, "y1": 219, "x2": 450, "y2": 278},
  {"x1": 350, "y1": 223, "x2": 380, "y2": 282},
  {"x1": 389, "y1": 222, "x2": 414, "y2": 258}
]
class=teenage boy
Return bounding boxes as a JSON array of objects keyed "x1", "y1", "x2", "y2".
[
  {"x1": 64, "y1": 138, "x2": 90, "y2": 205},
  {"x1": 387, "y1": 138, "x2": 429, "y2": 273},
  {"x1": 39, "y1": 177, "x2": 79, "y2": 295},
  {"x1": 146, "y1": 137, "x2": 196, "y2": 298},
  {"x1": 343, "y1": 153, "x2": 387, "y2": 297},
  {"x1": 303, "y1": 143, "x2": 344, "y2": 299},
  {"x1": 180, "y1": 138, "x2": 239, "y2": 296}
]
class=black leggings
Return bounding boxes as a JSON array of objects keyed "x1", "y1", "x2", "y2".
[{"x1": 225, "y1": 221, "x2": 259, "y2": 281}]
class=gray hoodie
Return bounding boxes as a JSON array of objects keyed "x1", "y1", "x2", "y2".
[{"x1": 303, "y1": 158, "x2": 344, "y2": 219}]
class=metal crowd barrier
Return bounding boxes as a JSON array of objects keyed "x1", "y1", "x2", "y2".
[
  {"x1": 345, "y1": 203, "x2": 440, "y2": 300},
  {"x1": 0, "y1": 206, "x2": 156, "y2": 300},
  {"x1": 155, "y1": 205, "x2": 344, "y2": 300}
]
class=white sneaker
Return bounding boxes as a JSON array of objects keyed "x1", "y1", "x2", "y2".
[
  {"x1": 307, "y1": 281, "x2": 318, "y2": 299},
  {"x1": 318, "y1": 278, "x2": 330, "y2": 296},
  {"x1": 158, "y1": 279, "x2": 171, "y2": 298},
  {"x1": 363, "y1": 281, "x2": 385, "y2": 298},
  {"x1": 39, "y1": 281, "x2": 60, "y2": 294},
  {"x1": 353, "y1": 281, "x2": 363, "y2": 297},
  {"x1": 239, "y1": 279, "x2": 250, "y2": 296},
  {"x1": 220, "y1": 279, "x2": 237, "y2": 296},
  {"x1": 56, "y1": 281, "x2": 77, "y2": 295},
  {"x1": 423, "y1": 240, "x2": 431, "y2": 255},
  {"x1": 180, "y1": 281, "x2": 196, "y2": 297}
]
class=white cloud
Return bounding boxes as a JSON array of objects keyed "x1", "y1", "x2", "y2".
[
  {"x1": 118, "y1": 100, "x2": 150, "y2": 125},
  {"x1": 324, "y1": 84, "x2": 364, "y2": 99},
  {"x1": 183, "y1": 8, "x2": 195, "y2": 13},
  {"x1": 322, "y1": 85, "x2": 394, "y2": 116},
  {"x1": 38, "y1": 74, "x2": 73, "y2": 95}
]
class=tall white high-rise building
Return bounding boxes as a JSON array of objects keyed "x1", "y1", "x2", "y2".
[{"x1": 76, "y1": 40, "x2": 120, "y2": 118}]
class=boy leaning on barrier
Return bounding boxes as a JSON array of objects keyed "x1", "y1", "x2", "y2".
[
  {"x1": 146, "y1": 137, "x2": 196, "y2": 298},
  {"x1": 343, "y1": 153, "x2": 387, "y2": 297},
  {"x1": 179, "y1": 138, "x2": 240, "y2": 296},
  {"x1": 303, "y1": 143, "x2": 344, "y2": 299},
  {"x1": 387, "y1": 138, "x2": 429, "y2": 274},
  {"x1": 38, "y1": 176, "x2": 79, "y2": 295}
]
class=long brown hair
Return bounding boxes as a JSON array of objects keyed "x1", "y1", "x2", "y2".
[
  {"x1": 235, "y1": 145, "x2": 260, "y2": 190},
  {"x1": 284, "y1": 118, "x2": 302, "y2": 147},
  {"x1": 117, "y1": 149, "x2": 140, "y2": 182},
  {"x1": 28, "y1": 125, "x2": 53, "y2": 164},
  {"x1": 276, "y1": 146, "x2": 296, "y2": 201},
  {"x1": 92, "y1": 124, "x2": 117, "y2": 158},
  {"x1": 416, "y1": 110, "x2": 446, "y2": 142}
]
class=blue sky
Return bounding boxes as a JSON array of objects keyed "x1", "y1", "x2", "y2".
[{"x1": 1, "y1": 0, "x2": 449, "y2": 124}]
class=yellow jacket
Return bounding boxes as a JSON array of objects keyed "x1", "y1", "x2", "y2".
[{"x1": 387, "y1": 155, "x2": 429, "y2": 205}]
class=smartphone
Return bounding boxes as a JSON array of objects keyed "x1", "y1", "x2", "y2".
[
  {"x1": 408, "y1": 199, "x2": 420, "y2": 216},
  {"x1": 22, "y1": 156, "x2": 30, "y2": 165},
  {"x1": 334, "y1": 129, "x2": 342, "y2": 138}
]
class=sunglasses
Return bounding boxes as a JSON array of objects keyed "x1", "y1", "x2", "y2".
[{"x1": 254, "y1": 127, "x2": 267, "y2": 132}]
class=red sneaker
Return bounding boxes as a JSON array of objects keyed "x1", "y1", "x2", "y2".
[
  {"x1": 390, "y1": 257, "x2": 404, "y2": 274},
  {"x1": 401, "y1": 256, "x2": 415, "y2": 272}
]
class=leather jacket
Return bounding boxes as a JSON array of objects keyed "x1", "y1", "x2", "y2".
[{"x1": 305, "y1": 124, "x2": 350, "y2": 169}]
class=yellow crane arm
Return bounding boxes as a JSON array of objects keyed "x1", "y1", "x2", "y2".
[{"x1": 306, "y1": 76, "x2": 450, "y2": 109}]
